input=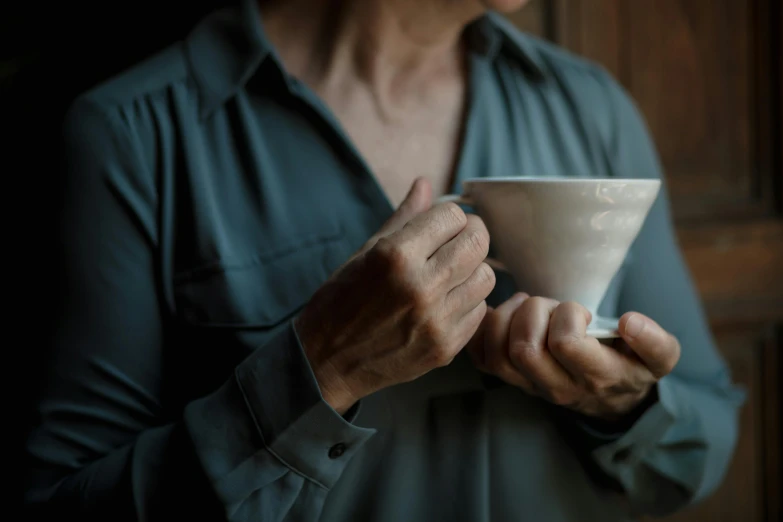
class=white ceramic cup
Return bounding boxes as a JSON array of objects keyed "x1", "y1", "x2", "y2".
[{"x1": 438, "y1": 177, "x2": 661, "y2": 338}]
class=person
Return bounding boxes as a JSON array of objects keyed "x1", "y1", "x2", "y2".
[{"x1": 24, "y1": 0, "x2": 746, "y2": 520}]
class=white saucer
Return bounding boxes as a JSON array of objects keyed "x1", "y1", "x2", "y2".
[{"x1": 587, "y1": 315, "x2": 621, "y2": 339}]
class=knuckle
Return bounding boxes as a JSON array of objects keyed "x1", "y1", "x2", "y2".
[
  {"x1": 374, "y1": 239, "x2": 420, "y2": 284},
  {"x1": 421, "y1": 319, "x2": 447, "y2": 347},
  {"x1": 524, "y1": 296, "x2": 550, "y2": 313},
  {"x1": 409, "y1": 290, "x2": 433, "y2": 316},
  {"x1": 464, "y1": 225, "x2": 490, "y2": 257},
  {"x1": 442, "y1": 202, "x2": 468, "y2": 229},
  {"x1": 372, "y1": 237, "x2": 409, "y2": 272},
  {"x1": 433, "y1": 257, "x2": 455, "y2": 285},
  {"x1": 549, "y1": 334, "x2": 582, "y2": 356},
  {"x1": 561, "y1": 300, "x2": 584, "y2": 312},
  {"x1": 373, "y1": 238, "x2": 432, "y2": 306},
  {"x1": 476, "y1": 262, "x2": 496, "y2": 288}
]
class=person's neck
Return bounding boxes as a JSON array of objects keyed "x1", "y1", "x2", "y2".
[{"x1": 258, "y1": 0, "x2": 483, "y2": 105}]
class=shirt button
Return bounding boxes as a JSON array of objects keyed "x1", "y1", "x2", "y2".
[
  {"x1": 613, "y1": 447, "x2": 632, "y2": 463},
  {"x1": 328, "y1": 443, "x2": 347, "y2": 459}
]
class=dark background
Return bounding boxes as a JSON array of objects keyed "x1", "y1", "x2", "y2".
[
  {"x1": 2, "y1": 2, "x2": 229, "y2": 188},
  {"x1": 3, "y1": 1, "x2": 232, "y2": 511}
]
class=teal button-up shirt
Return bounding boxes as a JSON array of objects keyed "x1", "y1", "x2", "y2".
[{"x1": 25, "y1": 1, "x2": 745, "y2": 520}]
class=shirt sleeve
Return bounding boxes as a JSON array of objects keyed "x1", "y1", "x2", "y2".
[
  {"x1": 567, "y1": 69, "x2": 746, "y2": 517},
  {"x1": 23, "y1": 98, "x2": 375, "y2": 522}
]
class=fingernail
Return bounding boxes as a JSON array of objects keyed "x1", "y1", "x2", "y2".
[
  {"x1": 625, "y1": 314, "x2": 645, "y2": 338},
  {"x1": 515, "y1": 292, "x2": 529, "y2": 301}
]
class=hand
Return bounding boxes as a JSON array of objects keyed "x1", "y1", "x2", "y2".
[
  {"x1": 296, "y1": 178, "x2": 496, "y2": 414},
  {"x1": 467, "y1": 294, "x2": 681, "y2": 421}
]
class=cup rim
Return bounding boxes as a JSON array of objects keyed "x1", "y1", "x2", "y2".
[{"x1": 463, "y1": 177, "x2": 661, "y2": 184}]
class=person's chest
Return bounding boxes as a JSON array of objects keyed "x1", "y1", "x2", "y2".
[
  {"x1": 316, "y1": 77, "x2": 467, "y2": 207},
  {"x1": 154, "y1": 59, "x2": 612, "y2": 403}
]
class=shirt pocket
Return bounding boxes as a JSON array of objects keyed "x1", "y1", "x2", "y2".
[{"x1": 172, "y1": 230, "x2": 352, "y2": 330}]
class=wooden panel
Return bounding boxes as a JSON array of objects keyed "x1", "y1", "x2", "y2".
[
  {"x1": 625, "y1": 1, "x2": 754, "y2": 216},
  {"x1": 678, "y1": 221, "x2": 783, "y2": 325},
  {"x1": 548, "y1": 0, "x2": 776, "y2": 223},
  {"x1": 551, "y1": 0, "x2": 622, "y2": 80},
  {"x1": 504, "y1": 0, "x2": 548, "y2": 40}
]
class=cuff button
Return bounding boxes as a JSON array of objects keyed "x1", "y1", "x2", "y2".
[
  {"x1": 329, "y1": 443, "x2": 347, "y2": 459},
  {"x1": 613, "y1": 447, "x2": 632, "y2": 463}
]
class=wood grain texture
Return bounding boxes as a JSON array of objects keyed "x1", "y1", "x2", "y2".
[
  {"x1": 624, "y1": 1, "x2": 753, "y2": 215},
  {"x1": 503, "y1": 0, "x2": 548, "y2": 39},
  {"x1": 551, "y1": 0, "x2": 622, "y2": 80},
  {"x1": 678, "y1": 221, "x2": 783, "y2": 325},
  {"x1": 550, "y1": 0, "x2": 775, "y2": 223}
]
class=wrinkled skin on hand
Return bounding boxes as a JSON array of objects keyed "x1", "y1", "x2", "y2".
[
  {"x1": 467, "y1": 293, "x2": 681, "y2": 421},
  {"x1": 296, "y1": 178, "x2": 495, "y2": 414}
]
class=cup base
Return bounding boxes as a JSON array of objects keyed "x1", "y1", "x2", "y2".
[{"x1": 587, "y1": 315, "x2": 620, "y2": 339}]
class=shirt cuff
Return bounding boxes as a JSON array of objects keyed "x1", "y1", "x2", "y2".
[
  {"x1": 589, "y1": 377, "x2": 679, "y2": 470},
  {"x1": 235, "y1": 320, "x2": 376, "y2": 489},
  {"x1": 571, "y1": 385, "x2": 661, "y2": 450}
]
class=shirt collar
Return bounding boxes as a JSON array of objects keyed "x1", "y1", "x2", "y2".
[
  {"x1": 185, "y1": 0, "x2": 271, "y2": 118},
  {"x1": 470, "y1": 12, "x2": 548, "y2": 81},
  {"x1": 185, "y1": 0, "x2": 548, "y2": 118}
]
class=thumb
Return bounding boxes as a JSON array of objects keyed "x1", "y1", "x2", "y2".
[
  {"x1": 618, "y1": 312, "x2": 681, "y2": 378},
  {"x1": 377, "y1": 177, "x2": 433, "y2": 236},
  {"x1": 349, "y1": 178, "x2": 432, "y2": 263}
]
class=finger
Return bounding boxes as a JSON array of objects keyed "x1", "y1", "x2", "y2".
[
  {"x1": 484, "y1": 293, "x2": 530, "y2": 363},
  {"x1": 376, "y1": 177, "x2": 433, "y2": 237},
  {"x1": 393, "y1": 201, "x2": 469, "y2": 259},
  {"x1": 482, "y1": 293, "x2": 536, "y2": 391},
  {"x1": 619, "y1": 313, "x2": 681, "y2": 378},
  {"x1": 610, "y1": 337, "x2": 658, "y2": 384},
  {"x1": 428, "y1": 214, "x2": 490, "y2": 288},
  {"x1": 464, "y1": 305, "x2": 493, "y2": 369},
  {"x1": 508, "y1": 297, "x2": 575, "y2": 395},
  {"x1": 353, "y1": 178, "x2": 433, "y2": 263},
  {"x1": 448, "y1": 300, "x2": 488, "y2": 359},
  {"x1": 548, "y1": 304, "x2": 657, "y2": 393},
  {"x1": 444, "y1": 261, "x2": 496, "y2": 319},
  {"x1": 547, "y1": 302, "x2": 615, "y2": 379}
]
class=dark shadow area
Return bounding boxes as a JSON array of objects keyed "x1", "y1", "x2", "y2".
[{"x1": 3, "y1": 1, "x2": 229, "y2": 510}]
